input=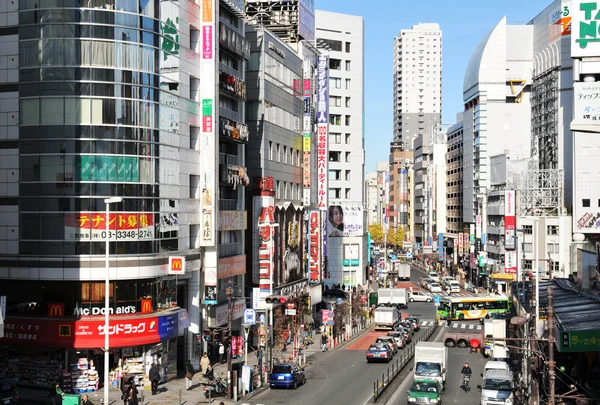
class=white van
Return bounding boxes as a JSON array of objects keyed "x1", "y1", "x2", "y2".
[
  {"x1": 449, "y1": 281, "x2": 460, "y2": 293},
  {"x1": 484, "y1": 360, "x2": 510, "y2": 373}
]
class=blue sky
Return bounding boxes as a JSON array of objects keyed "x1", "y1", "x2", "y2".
[{"x1": 317, "y1": 0, "x2": 554, "y2": 172}]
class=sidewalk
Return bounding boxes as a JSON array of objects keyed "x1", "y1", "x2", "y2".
[{"x1": 18, "y1": 326, "x2": 369, "y2": 405}]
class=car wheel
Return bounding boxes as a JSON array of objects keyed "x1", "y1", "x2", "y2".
[
  {"x1": 366, "y1": 359, "x2": 371, "y2": 363},
  {"x1": 458, "y1": 313, "x2": 465, "y2": 321},
  {"x1": 293, "y1": 381, "x2": 298, "y2": 389},
  {"x1": 409, "y1": 298, "x2": 415, "y2": 302},
  {"x1": 426, "y1": 298, "x2": 432, "y2": 302}
]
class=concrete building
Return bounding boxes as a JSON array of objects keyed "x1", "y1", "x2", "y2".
[
  {"x1": 446, "y1": 116, "x2": 465, "y2": 235},
  {"x1": 0, "y1": 0, "x2": 250, "y2": 377},
  {"x1": 388, "y1": 144, "x2": 413, "y2": 242},
  {"x1": 392, "y1": 23, "x2": 442, "y2": 151},
  {"x1": 413, "y1": 134, "x2": 430, "y2": 245},
  {"x1": 365, "y1": 172, "x2": 378, "y2": 226},
  {"x1": 315, "y1": 10, "x2": 366, "y2": 288}
]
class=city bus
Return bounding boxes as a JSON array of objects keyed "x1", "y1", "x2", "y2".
[{"x1": 436, "y1": 296, "x2": 510, "y2": 321}]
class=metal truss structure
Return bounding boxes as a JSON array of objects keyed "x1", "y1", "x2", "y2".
[
  {"x1": 245, "y1": 0, "x2": 302, "y2": 43},
  {"x1": 531, "y1": 66, "x2": 559, "y2": 170},
  {"x1": 508, "y1": 158, "x2": 563, "y2": 216}
]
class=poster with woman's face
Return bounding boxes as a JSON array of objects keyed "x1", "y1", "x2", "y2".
[{"x1": 327, "y1": 205, "x2": 344, "y2": 236}]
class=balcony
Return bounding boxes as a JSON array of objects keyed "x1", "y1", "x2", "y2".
[{"x1": 219, "y1": 153, "x2": 242, "y2": 166}]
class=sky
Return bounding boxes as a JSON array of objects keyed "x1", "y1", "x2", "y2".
[{"x1": 316, "y1": 0, "x2": 555, "y2": 173}]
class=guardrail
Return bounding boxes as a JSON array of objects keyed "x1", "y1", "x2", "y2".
[{"x1": 372, "y1": 323, "x2": 437, "y2": 402}]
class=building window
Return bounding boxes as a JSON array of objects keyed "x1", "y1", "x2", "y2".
[
  {"x1": 276, "y1": 180, "x2": 280, "y2": 198},
  {"x1": 345, "y1": 188, "x2": 351, "y2": 199},
  {"x1": 329, "y1": 77, "x2": 341, "y2": 89},
  {"x1": 283, "y1": 146, "x2": 288, "y2": 164},
  {"x1": 329, "y1": 58, "x2": 341, "y2": 70},
  {"x1": 345, "y1": 42, "x2": 351, "y2": 52},
  {"x1": 345, "y1": 115, "x2": 351, "y2": 125},
  {"x1": 345, "y1": 60, "x2": 351, "y2": 71},
  {"x1": 329, "y1": 188, "x2": 341, "y2": 199},
  {"x1": 524, "y1": 260, "x2": 532, "y2": 270},
  {"x1": 318, "y1": 38, "x2": 342, "y2": 52},
  {"x1": 330, "y1": 114, "x2": 341, "y2": 125},
  {"x1": 330, "y1": 96, "x2": 342, "y2": 107},
  {"x1": 296, "y1": 150, "x2": 300, "y2": 167},
  {"x1": 329, "y1": 151, "x2": 341, "y2": 162},
  {"x1": 269, "y1": 141, "x2": 273, "y2": 160},
  {"x1": 583, "y1": 199, "x2": 590, "y2": 207},
  {"x1": 329, "y1": 169, "x2": 340, "y2": 180},
  {"x1": 345, "y1": 97, "x2": 351, "y2": 107},
  {"x1": 523, "y1": 243, "x2": 532, "y2": 253},
  {"x1": 329, "y1": 133, "x2": 341, "y2": 144},
  {"x1": 345, "y1": 152, "x2": 351, "y2": 162},
  {"x1": 345, "y1": 133, "x2": 351, "y2": 144},
  {"x1": 276, "y1": 143, "x2": 281, "y2": 162},
  {"x1": 345, "y1": 170, "x2": 351, "y2": 181},
  {"x1": 345, "y1": 78, "x2": 351, "y2": 89},
  {"x1": 547, "y1": 243, "x2": 559, "y2": 254},
  {"x1": 547, "y1": 225, "x2": 558, "y2": 235},
  {"x1": 523, "y1": 225, "x2": 532, "y2": 235}
]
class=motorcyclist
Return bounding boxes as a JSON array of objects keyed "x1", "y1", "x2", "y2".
[{"x1": 461, "y1": 362, "x2": 472, "y2": 388}]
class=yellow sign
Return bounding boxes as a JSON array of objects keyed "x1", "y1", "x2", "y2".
[{"x1": 303, "y1": 136, "x2": 311, "y2": 152}]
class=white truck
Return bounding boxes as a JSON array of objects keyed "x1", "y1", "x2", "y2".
[
  {"x1": 448, "y1": 280, "x2": 461, "y2": 293},
  {"x1": 377, "y1": 288, "x2": 408, "y2": 307},
  {"x1": 397, "y1": 263, "x2": 411, "y2": 280},
  {"x1": 373, "y1": 307, "x2": 399, "y2": 330},
  {"x1": 483, "y1": 319, "x2": 508, "y2": 359},
  {"x1": 479, "y1": 369, "x2": 515, "y2": 405},
  {"x1": 412, "y1": 342, "x2": 448, "y2": 388}
]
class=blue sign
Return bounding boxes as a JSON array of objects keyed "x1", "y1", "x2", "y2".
[
  {"x1": 438, "y1": 234, "x2": 444, "y2": 262},
  {"x1": 391, "y1": 255, "x2": 397, "y2": 261},
  {"x1": 336, "y1": 298, "x2": 343, "y2": 305},
  {"x1": 158, "y1": 312, "x2": 178, "y2": 340},
  {"x1": 481, "y1": 233, "x2": 487, "y2": 245},
  {"x1": 407, "y1": 252, "x2": 413, "y2": 259},
  {"x1": 434, "y1": 295, "x2": 441, "y2": 304},
  {"x1": 243, "y1": 309, "x2": 256, "y2": 325}
]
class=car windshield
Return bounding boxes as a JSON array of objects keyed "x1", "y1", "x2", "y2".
[
  {"x1": 431, "y1": 283, "x2": 440, "y2": 287},
  {"x1": 411, "y1": 381, "x2": 438, "y2": 393},
  {"x1": 415, "y1": 362, "x2": 441, "y2": 377},
  {"x1": 483, "y1": 378, "x2": 512, "y2": 391},
  {"x1": 272, "y1": 365, "x2": 292, "y2": 374}
]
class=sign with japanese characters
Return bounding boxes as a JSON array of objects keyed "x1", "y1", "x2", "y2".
[
  {"x1": 571, "y1": 1, "x2": 600, "y2": 57},
  {"x1": 572, "y1": 82, "x2": 600, "y2": 131},
  {"x1": 308, "y1": 210, "x2": 321, "y2": 282},
  {"x1": 218, "y1": 211, "x2": 247, "y2": 231},
  {"x1": 458, "y1": 233, "x2": 464, "y2": 255},
  {"x1": 549, "y1": 2, "x2": 571, "y2": 42},
  {"x1": 316, "y1": 55, "x2": 329, "y2": 209},
  {"x1": 217, "y1": 254, "x2": 246, "y2": 279},
  {"x1": 325, "y1": 204, "x2": 363, "y2": 237},
  {"x1": 504, "y1": 250, "x2": 518, "y2": 274},
  {"x1": 504, "y1": 190, "x2": 516, "y2": 250},
  {"x1": 559, "y1": 329, "x2": 600, "y2": 352},
  {"x1": 254, "y1": 195, "x2": 276, "y2": 293},
  {"x1": 64, "y1": 212, "x2": 154, "y2": 241}
]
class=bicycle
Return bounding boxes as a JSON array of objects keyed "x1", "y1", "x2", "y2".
[{"x1": 461, "y1": 374, "x2": 471, "y2": 392}]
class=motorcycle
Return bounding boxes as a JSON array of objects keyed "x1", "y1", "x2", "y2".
[{"x1": 203, "y1": 376, "x2": 228, "y2": 398}]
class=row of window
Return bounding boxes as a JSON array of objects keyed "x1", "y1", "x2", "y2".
[
  {"x1": 328, "y1": 169, "x2": 351, "y2": 181},
  {"x1": 328, "y1": 151, "x2": 352, "y2": 163},
  {"x1": 18, "y1": 240, "x2": 178, "y2": 255},
  {"x1": 20, "y1": 0, "x2": 158, "y2": 18},
  {"x1": 329, "y1": 58, "x2": 351, "y2": 72},
  {"x1": 19, "y1": 24, "x2": 159, "y2": 47},
  {"x1": 329, "y1": 96, "x2": 351, "y2": 108},
  {"x1": 274, "y1": 181, "x2": 302, "y2": 201},
  {"x1": 329, "y1": 133, "x2": 351, "y2": 145},
  {"x1": 521, "y1": 225, "x2": 559, "y2": 235},
  {"x1": 329, "y1": 77, "x2": 351, "y2": 90},
  {"x1": 520, "y1": 242, "x2": 561, "y2": 254},
  {"x1": 264, "y1": 54, "x2": 302, "y2": 97},
  {"x1": 329, "y1": 114, "x2": 351, "y2": 126},
  {"x1": 20, "y1": 67, "x2": 160, "y2": 87},
  {"x1": 19, "y1": 125, "x2": 159, "y2": 143},
  {"x1": 263, "y1": 104, "x2": 301, "y2": 133},
  {"x1": 316, "y1": 38, "x2": 351, "y2": 53},
  {"x1": 328, "y1": 188, "x2": 352, "y2": 200},
  {"x1": 267, "y1": 141, "x2": 302, "y2": 167},
  {"x1": 18, "y1": 196, "x2": 157, "y2": 212}
]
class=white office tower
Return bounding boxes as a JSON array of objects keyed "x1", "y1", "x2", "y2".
[
  {"x1": 393, "y1": 23, "x2": 442, "y2": 151},
  {"x1": 315, "y1": 10, "x2": 366, "y2": 288}
]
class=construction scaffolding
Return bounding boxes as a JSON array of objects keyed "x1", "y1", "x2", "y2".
[
  {"x1": 245, "y1": 0, "x2": 302, "y2": 43},
  {"x1": 507, "y1": 158, "x2": 563, "y2": 217},
  {"x1": 530, "y1": 67, "x2": 559, "y2": 170}
]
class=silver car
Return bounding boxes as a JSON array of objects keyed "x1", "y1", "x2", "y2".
[{"x1": 409, "y1": 291, "x2": 433, "y2": 303}]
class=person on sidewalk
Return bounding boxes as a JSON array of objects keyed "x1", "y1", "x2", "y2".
[
  {"x1": 149, "y1": 363, "x2": 160, "y2": 395},
  {"x1": 185, "y1": 360, "x2": 195, "y2": 391},
  {"x1": 321, "y1": 334, "x2": 328, "y2": 352},
  {"x1": 219, "y1": 342, "x2": 225, "y2": 364},
  {"x1": 200, "y1": 353, "x2": 210, "y2": 376},
  {"x1": 81, "y1": 394, "x2": 94, "y2": 405}
]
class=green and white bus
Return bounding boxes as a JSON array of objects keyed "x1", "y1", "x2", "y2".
[{"x1": 437, "y1": 296, "x2": 510, "y2": 321}]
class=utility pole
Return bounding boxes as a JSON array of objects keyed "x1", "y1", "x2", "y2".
[{"x1": 547, "y1": 286, "x2": 556, "y2": 405}]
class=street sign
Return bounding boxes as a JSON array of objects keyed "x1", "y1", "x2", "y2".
[
  {"x1": 407, "y1": 252, "x2": 413, "y2": 259},
  {"x1": 336, "y1": 298, "x2": 342, "y2": 304},
  {"x1": 285, "y1": 308, "x2": 297, "y2": 316},
  {"x1": 391, "y1": 255, "x2": 397, "y2": 260},
  {"x1": 242, "y1": 309, "x2": 256, "y2": 325},
  {"x1": 434, "y1": 295, "x2": 441, "y2": 307}
]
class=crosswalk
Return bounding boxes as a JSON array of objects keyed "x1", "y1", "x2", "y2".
[{"x1": 419, "y1": 319, "x2": 483, "y2": 331}]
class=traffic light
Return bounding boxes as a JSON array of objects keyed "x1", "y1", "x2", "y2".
[{"x1": 265, "y1": 295, "x2": 290, "y2": 305}]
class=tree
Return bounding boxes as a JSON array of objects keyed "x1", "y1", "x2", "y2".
[
  {"x1": 368, "y1": 224, "x2": 384, "y2": 244},
  {"x1": 387, "y1": 227, "x2": 405, "y2": 248}
]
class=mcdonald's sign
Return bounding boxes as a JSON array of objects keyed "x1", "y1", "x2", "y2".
[
  {"x1": 141, "y1": 299, "x2": 153, "y2": 314},
  {"x1": 48, "y1": 303, "x2": 64, "y2": 318},
  {"x1": 168, "y1": 256, "x2": 186, "y2": 275}
]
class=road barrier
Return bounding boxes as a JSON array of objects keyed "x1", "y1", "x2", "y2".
[{"x1": 372, "y1": 324, "x2": 437, "y2": 402}]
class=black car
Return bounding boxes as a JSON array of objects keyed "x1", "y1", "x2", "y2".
[
  {"x1": 366, "y1": 343, "x2": 393, "y2": 363},
  {"x1": 0, "y1": 380, "x2": 18, "y2": 405}
]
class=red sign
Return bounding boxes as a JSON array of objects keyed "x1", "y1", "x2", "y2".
[
  {"x1": 309, "y1": 211, "x2": 321, "y2": 282},
  {"x1": 286, "y1": 302, "x2": 295, "y2": 309},
  {"x1": 257, "y1": 203, "x2": 275, "y2": 292},
  {"x1": 168, "y1": 256, "x2": 185, "y2": 275},
  {"x1": 141, "y1": 299, "x2": 153, "y2": 314},
  {"x1": 1, "y1": 315, "x2": 170, "y2": 348}
]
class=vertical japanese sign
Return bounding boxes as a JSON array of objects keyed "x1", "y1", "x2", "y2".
[
  {"x1": 458, "y1": 233, "x2": 464, "y2": 255},
  {"x1": 303, "y1": 62, "x2": 312, "y2": 206},
  {"x1": 437, "y1": 234, "x2": 444, "y2": 262},
  {"x1": 308, "y1": 210, "x2": 321, "y2": 282},
  {"x1": 204, "y1": 267, "x2": 218, "y2": 305},
  {"x1": 504, "y1": 250, "x2": 518, "y2": 274},
  {"x1": 254, "y1": 196, "x2": 276, "y2": 294},
  {"x1": 476, "y1": 215, "x2": 482, "y2": 239},
  {"x1": 316, "y1": 55, "x2": 329, "y2": 210},
  {"x1": 199, "y1": 0, "x2": 216, "y2": 247},
  {"x1": 504, "y1": 189, "x2": 516, "y2": 250}
]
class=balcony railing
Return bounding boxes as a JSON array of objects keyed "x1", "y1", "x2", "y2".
[{"x1": 219, "y1": 152, "x2": 242, "y2": 166}]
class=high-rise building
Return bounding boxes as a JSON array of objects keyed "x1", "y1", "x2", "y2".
[
  {"x1": 392, "y1": 23, "x2": 442, "y2": 151},
  {"x1": 0, "y1": 0, "x2": 249, "y2": 379},
  {"x1": 315, "y1": 10, "x2": 366, "y2": 288},
  {"x1": 446, "y1": 115, "x2": 465, "y2": 235}
]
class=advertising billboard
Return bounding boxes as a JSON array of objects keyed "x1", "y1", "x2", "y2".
[
  {"x1": 458, "y1": 233, "x2": 464, "y2": 255},
  {"x1": 218, "y1": 210, "x2": 247, "y2": 231},
  {"x1": 571, "y1": 81, "x2": 600, "y2": 132},
  {"x1": 504, "y1": 189, "x2": 516, "y2": 250},
  {"x1": 504, "y1": 250, "x2": 518, "y2": 274},
  {"x1": 217, "y1": 254, "x2": 246, "y2": 279},
  {"x1": 549, "y1": 1, "x2": 572, "y2": 42},
  {"x1": 64, "y1": 212, "x2": 154, "y2": 241},
  {"x1": 308, "y1": 210, "x2": 321, "y2": 282},
  {"x1": 298, "y1": 0, "x2": 315, "y2": 41},
  {"x1": 326, "y1": 204, "x2": 364, "y2": 237},
  {"x1": 253, "y1": 195, "x2": 276, "y2": 293},
  {"x1": 316, "y1": 55, "x2": 329, "y2": 210},
  {"x1": 571, "y1": 0, "x2": 599, "y2": 58}
]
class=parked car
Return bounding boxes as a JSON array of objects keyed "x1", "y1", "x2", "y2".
[
  {"x1": 269, "y1": 363, "x2": 306, "y2": 389},
  {"x1": 375, "y1": 336, "x2": 398, "y2": 355},
  {"x1": 386, "y1": 331, "x2": 406, "y2": 349},
  {"x1": 429, "y1": 283, "x2": 443, "y2": 293},
  {"x1": 366, "y1": 343, "x2": 394, "y2": 363},
  {"x1": 409, "y1": 291, "x2": 433, "y2": 303},
  {"x1": 0, "y1": 380, "x2": 18, "y2": 405}
]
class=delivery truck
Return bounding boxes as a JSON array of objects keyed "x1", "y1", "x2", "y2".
[
  {"x1": 484, "y1": 319, "x2": 508, "y2": 359},
  {"x1": 377, "y1": 288, "x2": 408, "y2": 307},
  {"x1": 412, "y1": 342, "x2": 448, "y2": 389},
  {"x1": 397, "y1": 263, "x2": 411, "y2": 280},
  {"x1": 374, "y1": 307, "x2": 399, "y2": 330}
]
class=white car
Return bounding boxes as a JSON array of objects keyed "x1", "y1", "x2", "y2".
[
  {"x1": 428, "y1": 272, "x2": 440, "y2": 282},
  {"x1": 429, "y1": 283, "x2": 443, "y2": 293},
  {"x1": 409, "y1": 291, "x2": 433, "y2": 303}
]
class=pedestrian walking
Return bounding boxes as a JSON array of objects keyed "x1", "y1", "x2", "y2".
[
  {"x1": 81, "y1": 394, "x2": 94, "y2": 405},
  {"x1": 125, "y1": 385, "x2": 138, "y2": 405},
  {"x1": 149, "y1": 363, "x2": 159, "y2": 395},
  {"x1": 200, "y1": 353, "x2": 210, "y2": 377},
  {"x1": 321, "y1": 334, "x2": 328, "y2": 352},
  {"x1": 219, "y1": 342, "x2": 225, "y2": 364},
  {"x1": 185, "y1": 360, "x2": 195, "y2": 391}
]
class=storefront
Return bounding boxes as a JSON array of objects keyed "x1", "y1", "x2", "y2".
[
  {"x1": 0, "y1": 308, "x2": 189, "y2": 394},
  {"x1": 490, "y1": 273, "x2": 515, "y2": 294}
]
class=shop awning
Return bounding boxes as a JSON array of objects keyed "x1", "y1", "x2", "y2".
[{"x1": 491, "y1": 273, "x2": 515, "y2": 280}]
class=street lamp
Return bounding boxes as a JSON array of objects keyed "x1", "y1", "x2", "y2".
[{"x1": 103, "y1": 197, "x2": 122, "y2": 404}]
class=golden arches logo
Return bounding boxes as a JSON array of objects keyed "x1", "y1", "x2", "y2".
[
  {"x1": 141, "y1": 299, "x2": 153, "y2": 314},
  {"x1": 48, "y1": 303, "x2": 64, "y2": 317}
]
